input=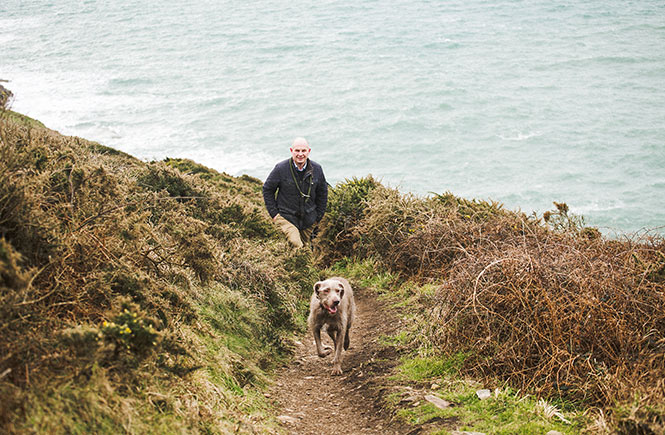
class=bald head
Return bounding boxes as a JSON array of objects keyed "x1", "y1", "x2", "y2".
[{"x1": 292, "y1": 137, "x2": 309, "y2": 148}]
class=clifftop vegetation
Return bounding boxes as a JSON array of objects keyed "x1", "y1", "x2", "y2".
[
  {"x1": 316, "y1": 177, "x2": 665, "y2": 433},
  {"x1": 2, "y1": 99, "x2": 664, "y2": 433},
  {"x1": 1, "y1": 107, "x2": 316, "y2": 432}
]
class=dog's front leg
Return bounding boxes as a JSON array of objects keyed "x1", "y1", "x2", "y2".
[
  {"x1": 331, "y1": 325, "x2": 346, "y2": 375},
  {"x1": 313, "y1": 325, "x2": 332, "y2": 357}
]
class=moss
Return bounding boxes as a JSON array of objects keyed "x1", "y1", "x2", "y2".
[{"x1": 1, "y1": 110, "x2": 46, "y2": 129}]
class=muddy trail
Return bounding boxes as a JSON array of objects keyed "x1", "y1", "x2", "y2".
[{"x1": 269, "y1": 287, "x2": 417, "y2": 435}]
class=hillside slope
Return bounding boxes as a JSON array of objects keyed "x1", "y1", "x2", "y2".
[
  {"x1": 314, "y1": 177, "x2": 665, "y2": 433},
  {"x1": 3, "y1": 104, "x2": 664, "y2": 434},
  {"x1": 0, "y1": 109, "x2": 316, "y2": 433}
]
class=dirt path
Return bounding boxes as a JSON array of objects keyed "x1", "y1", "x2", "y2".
[{"x1": 269, "y1": 287, "x2": 414, "y2": 435}]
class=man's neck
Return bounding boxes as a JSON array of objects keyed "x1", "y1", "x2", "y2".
[{"x1": 294, "y1": 160, "x2": 307, "y2": 171}]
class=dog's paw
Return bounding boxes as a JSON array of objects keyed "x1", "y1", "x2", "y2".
[
  {"x1": 317, "y1": 346, "x2": 332, "y2": 357},
  {"x1": 331, "y1": 364, "x2": 343, "y2": 376}
]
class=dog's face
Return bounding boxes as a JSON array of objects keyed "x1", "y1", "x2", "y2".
[{"x1": 314, "y1": 279, "x2": 345, "y2": 315}]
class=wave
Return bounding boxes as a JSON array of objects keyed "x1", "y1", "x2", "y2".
[
  {"x1": 536, "y1": 55, "x2": 656, "y2": 71},
  {"x1": 497, "y1": 131, "x2": 542, "y2": 141},
  {"x1": 108, "y1": 77, "x2": 155, "y2": 87}
]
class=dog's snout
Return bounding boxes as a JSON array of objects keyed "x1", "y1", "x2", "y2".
[{"x1": 332, "y1": 300, "x2": 340, "y2": 307}]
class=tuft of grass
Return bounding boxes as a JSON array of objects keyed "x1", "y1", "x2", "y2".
[
  {"x1": 396, "y1": 354, "x2": 467, "y2": 382},
  {"x1": 325, "y1": 256, "x2": 397, "y2": 291},
  {"x1": 393, "y1": 382, "x2": 583, "y2": 434}
]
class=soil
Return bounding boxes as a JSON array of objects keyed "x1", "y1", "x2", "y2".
[{"x1": 269, "y1": 287, "x2": 418, "y2": 435}]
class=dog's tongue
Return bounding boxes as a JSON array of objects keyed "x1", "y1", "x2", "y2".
[{"x1": 326, "y1": 306, "x2": 338, "y2": 314}]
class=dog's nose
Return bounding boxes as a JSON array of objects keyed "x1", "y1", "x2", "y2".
[{"x1": 332, "y1": 300, "x2": 340, "y2": 306}]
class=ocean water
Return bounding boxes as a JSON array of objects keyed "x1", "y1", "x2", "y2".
[{"x1": 2, "y1": 0, "x2": 664, "y2": 235}]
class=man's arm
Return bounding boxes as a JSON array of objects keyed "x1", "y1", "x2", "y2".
[{"x1": 315, "y1": 169, "x2": 328, "y2": 222}]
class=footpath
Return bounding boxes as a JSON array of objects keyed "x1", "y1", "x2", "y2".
[{"x1": 269, "y1": 288, "x2": 416, "y2": 434}]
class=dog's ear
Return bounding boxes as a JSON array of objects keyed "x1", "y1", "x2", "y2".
[
  {"x1": 337, "y1": 282, "x2": 345, "y2": 298},
  {"x1": 313, "y1": 282, "x2": 323, "y2": 296}
]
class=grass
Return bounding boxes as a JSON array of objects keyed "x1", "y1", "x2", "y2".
[
  {"x1": 315, "y1": 178, "x2": 665, "y2": 432},
  {"x1": 3, "y1": 99, "x2": 664, "y2": 433},
  {"x1": 327, "y1": 256, "x2": 397, "y2": 290},
  {"x1": 0, "y1": 107, "x2": 313, "y2": 433},
  {"x1": 391, "y1": 354, "x2": 584, "y2": 434},
  {"x1": 397, "y1": 355, "x2": 467, "y2": 381},
  {"x1": 326, "y1": 256, "x2": 585, "y2": 433}
]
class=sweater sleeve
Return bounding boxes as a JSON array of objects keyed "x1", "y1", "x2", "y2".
[
  {"x1": 262, "y1": 165, "x2": 280, "y2": 218},
  {"x1": 315, "y1": 168, "x2": 328, "y2": 222}
]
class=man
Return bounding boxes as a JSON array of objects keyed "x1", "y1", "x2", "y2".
[{"x1": 263, "y1": 137, "x2": 328, "y2": 248}]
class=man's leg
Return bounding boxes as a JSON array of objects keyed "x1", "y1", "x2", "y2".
[
  {"x1": 299, "y1": 226, "x2": 314, "y2": 246},
  {"x1": 273, "y1": 214, "x2": 304, "y2": 248}
]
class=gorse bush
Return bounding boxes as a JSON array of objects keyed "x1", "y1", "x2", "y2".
[
  {"x1": 0, "y1": 109, "x2": 316, "y2": 433},
  {"x1": 99, "y1": 306, "x2": 160, "y2": 353},
  {"x1": 315, "y1": 177, "x2": 665, "y2": 430},
  {"x1": 432, "y1": 191, "x2": 507, "y2": 222},
  {"x1": 315, "y1": 175, "x2": 379, "y2": 264}
]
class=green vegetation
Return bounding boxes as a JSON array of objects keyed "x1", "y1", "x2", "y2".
[
  {"x1": 318, "y1": 179, "x2": 665, "y2": 433},
  {"x1": 2, "y1": 101, "x2": 664, "y2": 434},
  {"x1": 0, "y1": 109, "x2": 317, "y2": 433},
  {"x1": 396, "y1": 386, "x2": 580, "y2": 434}
]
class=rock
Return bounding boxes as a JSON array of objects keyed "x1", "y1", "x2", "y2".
[
  {"x1": 0, "y1": 83, "x2": 13, "y2": 109},
  {"x1": 400, "y1": 394, "x2": 420, "y2": 403},
  {"x1": 424, "y1": 394, "x2": 452, "y2": 409},
  {"x1": 546, "y1": 432, "x2": 564, "y2": 435},
  {"x1": 476, "y1": 389, "x2": 492, "y2": 400},
  {"x1": 277, "y1": 415, "x2": 299, "y2": 425},
  {"x1": 431, "y1": 383, "x2": 440, "y2": 390}
]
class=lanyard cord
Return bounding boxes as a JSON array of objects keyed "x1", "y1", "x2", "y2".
[{"x1": 289, "y1": 158, "x2": 313, "y2": 200}]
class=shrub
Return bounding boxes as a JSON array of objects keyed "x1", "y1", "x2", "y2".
[
  {"x1": 316, "y1": 176, "x2": 665, "y2": 429},
  {"x1": 0, "y1": 112, "x2": 315, "y2": 432},
  {"x1": 315, "y1": 176, "x2": 379, "y2": 264}
]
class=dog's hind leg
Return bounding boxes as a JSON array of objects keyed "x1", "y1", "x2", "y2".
[{"x1": 344, "y1": 327, "x2": 351, "y2": 350}]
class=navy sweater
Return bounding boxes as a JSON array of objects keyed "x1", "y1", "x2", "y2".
[{"x1": 262, "y1": 158, "x2": 328, "y2": 230}]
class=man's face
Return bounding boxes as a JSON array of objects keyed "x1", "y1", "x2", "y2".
[{"x1": 290, "y1": 144, "x2": 310, "y2": 167}]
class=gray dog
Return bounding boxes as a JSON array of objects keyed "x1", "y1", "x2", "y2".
[{"x1": 308, "y1": 277, "x2": 356, "y2": 375}]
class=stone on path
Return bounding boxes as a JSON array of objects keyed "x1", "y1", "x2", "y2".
[
  {"x1": 424, "y1": 394, "x2": 452, "y2": 409},
  {"x1": 475, "y1": 389, "x2": 491, "y2": 400},
  {"x1": 277, "y1": 415, "x2": 299, "y2": 425}
]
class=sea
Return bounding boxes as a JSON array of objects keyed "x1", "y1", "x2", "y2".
[{"x1": 2, "y1": 0, "x2": 664, "y2": 236}]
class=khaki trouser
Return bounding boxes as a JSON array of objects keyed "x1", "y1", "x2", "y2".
[{"x1": 273, "y1": 214, "x2": 313, "y2": 248}]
